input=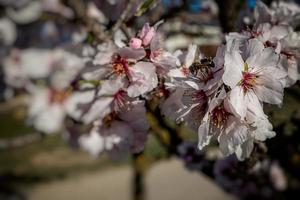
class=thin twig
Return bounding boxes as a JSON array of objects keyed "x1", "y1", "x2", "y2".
[{"x1": 110, "y1": 0, "x2": 137, "y2": 34}]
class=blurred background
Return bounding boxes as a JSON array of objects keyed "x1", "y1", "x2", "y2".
[{"x1": 0, "y1": 0, "x2": 300, "y2": 200}]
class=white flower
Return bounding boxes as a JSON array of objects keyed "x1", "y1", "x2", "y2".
[
  {"x1": 79, "y1": 100, "x2": 149, "y2": 158},
  {"x1": 3, "y1": 49, "x2": 52, "y2": 88},
  {"x1": 223, "y1": 38, "x2": 286, "y2": 121}
]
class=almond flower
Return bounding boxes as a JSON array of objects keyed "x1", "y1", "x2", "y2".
[
  {"x1": 27, "y1": 87, "x2": 70, "y2": 134},
  {"x1": 79, "y1": 100, "x2": 149, "y2": 158},
  {"x1": 198, "y1": 88, "x2": 275, "y2": 160},
  {"x1": 84, "y1": 41, "x2": 158, "y2": 98},
  {"x1": 223, "y1": 38, "x2": 286, "y2": 121}
]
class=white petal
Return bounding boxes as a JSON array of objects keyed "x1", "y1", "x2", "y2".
[
  {"x1": 184, "y1": 44, "x2": 197, "y2": 67},
  {"x1": 79, "y1": 130, "x2": 104, "y2": 157},
  {"x1": 246, "y1": 47, "x2": 279, "y2": 71},
  {"x1": 118, "y1": 47, "x2": 146, "y2": 60},
  {"x1": 198, "y1": 122, "x2": 213, "y2": 150},
  {"x1": 253, "y1": 118, "x2": 276, "y2": 141},
  {"x1": 245, "y1": 38, "x2": 264, "y2": 58},
  {"x1": 82, "y1": 97, "x2": 113, "y2": 124},
  {"x1": 235, "y1": 138, "x2": 254, "y2": 161},
  {"x1": 223, "y1": 51, "x2": 243, "y2": 88},
  {"x1": 245, "y1": 90, "x2": 266, "y2": 121},
  {"x1": 219, "y1": 116, "x2": 249, "y2": 156},
  {"x1": 254, "y1": 67, "x2": 286, "y2": 104},
  {"x1": 228, "y1": 86, "x2": 248, "y2": 120},
  {"x1": 127, "y1": 62, "x2": 158, "y2": 97}
]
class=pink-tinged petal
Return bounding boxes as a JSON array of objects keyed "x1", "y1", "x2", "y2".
[
  {"x1": 138, "y1": 23, "x2": 151, "y2": 38},
  {"x1": 228, "y1": 86, "x2": 248, "y2": 120},
  {"x1": 223, "y1": 51, "x2": 243, "y2": 88},
  {"x1": 118, "y1": 47, "x2": 146, "y2": 60},
  {"x1": 138, "y1": 23, "x2": 155, "y2": 46},
  {"x1": 129, "y1": 37, "x2": 142, "y2": 49},
  {"x1": 142, "y1": 27, "x2": 155, "y2": 46}
]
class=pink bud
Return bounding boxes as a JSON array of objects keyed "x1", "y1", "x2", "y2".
[{"x1": 129, "y1": 38, "x2": 142, "y2": 49}]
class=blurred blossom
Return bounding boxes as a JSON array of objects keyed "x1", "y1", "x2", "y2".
[
  {"x1": 0, "y1": 17, "x2": 17, "y2": 46},
  {"x1": 270, "y1": 162, "x2": 287, "y2": 191}
]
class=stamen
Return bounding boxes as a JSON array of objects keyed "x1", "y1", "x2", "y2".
[
  {"x1": 111, "y1": 56, "x2": 129, "y2": 75},
  {"x1": 211, "y1": 105, "x2": 229, "y2": 128},
  {"x1": 50, "y1": 88, "x2": 71, "y2": 104},
  {"x1": 239, "y1": 71, "x2": 258, "y2": 93}
]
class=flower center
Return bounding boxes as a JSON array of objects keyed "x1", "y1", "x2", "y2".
[
  {"x1": 211, "y1": 105, "x2": 229, "y2": 128},
  {"x1": 112, "y1": 56, "x2": 129, "y2": 75},
  {"x1": 181, "y1": 67, "x2": 189, "y2": 76},
  {"x1": 239, "y1": 71, "x2": 258, "y2": 93},
  {"x1": 50, "y1": 88, "x2": 71, "y2": 104}
]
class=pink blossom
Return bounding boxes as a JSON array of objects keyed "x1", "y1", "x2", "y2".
[{"x1": 138, "y1": 23, "x2": 156, "y2": 46}]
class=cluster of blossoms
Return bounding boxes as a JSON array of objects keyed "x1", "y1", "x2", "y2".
[
  {"x1": 1, "y1": 0, "x2": 299, "y2": 161},
  {"x1": 163, "y1": 1, "x2": 300, "y2": 160}
]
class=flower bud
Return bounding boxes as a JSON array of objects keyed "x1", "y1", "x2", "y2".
[{"x1": 129, "y1": 38, "x2": 142, "y2": 49}]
